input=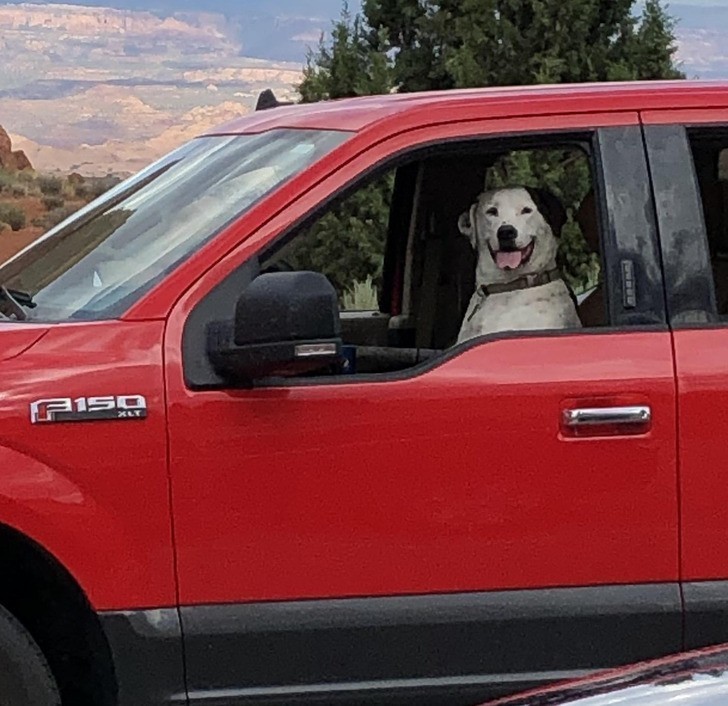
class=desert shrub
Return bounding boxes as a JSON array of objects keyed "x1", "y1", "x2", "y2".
[
  {"x1": 0, "y1": 203, "x2": 26, "y2": 231},
  {"x1": 85, "y1": 175, "x2": 122, "y2": 200},
  {"x1": 42, "y1": 196, "x2": 65, "y2": 211},
  {"x1": 73, "y1": 175, "x2": 121, "y2": 202},
  {"x1": 10, "y1": 184, "x2": 29, "y2": 198},
  {"x1": 37, "y1": 175, "x2": 64, "y2": 196},
  {"x1": 342, "y1": 276, "x2": 379, "y2": 310},
  {"x1": 71, "y1": 183, "x2": 94, "y2": 201},
  {"x1": 0, "y1": 172, "x2": 15, "y2": 193},
  {"x1": 38, "y1": 205, "x2": 78, "y2": 230}
]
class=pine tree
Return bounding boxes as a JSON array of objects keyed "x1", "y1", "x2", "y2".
[
  {"x1": 298, "y1": 3, "x2": 393, "y2": 103},
  {"x1": 630, "y1": 0, "x2": 684, "y2": 80}
]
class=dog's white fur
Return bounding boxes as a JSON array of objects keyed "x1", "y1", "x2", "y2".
[{"x1": 457, "y1": 186, "x2": 581, "y2": 343}]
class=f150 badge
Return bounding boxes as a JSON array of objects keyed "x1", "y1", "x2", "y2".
[{"x1": 30, "y1": 395, "x2": 148, "y2": 424}]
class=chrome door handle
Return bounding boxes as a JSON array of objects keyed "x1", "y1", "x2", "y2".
[{"x1": 563, "y1": 405, "x2": 651, "y2": 427}]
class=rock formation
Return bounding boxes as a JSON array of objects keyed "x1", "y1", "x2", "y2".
[{"x1": 0, "y1": 126, "x2": 32, "y2": 172}]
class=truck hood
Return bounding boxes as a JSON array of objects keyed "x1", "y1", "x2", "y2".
[{"x1": 0, "y1": 324, "x2": 48, "y2": 362}]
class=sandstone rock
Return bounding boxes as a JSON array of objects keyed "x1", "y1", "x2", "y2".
[
  {"x1": 0, "y1": 127, "x2": 10, "y2": 155},
  {"x1": 11, "y1": 150, "x2": 32, "y2": 171},
  {"x1": 0, "y1": 126, "x2": 32, "y2": 172}
]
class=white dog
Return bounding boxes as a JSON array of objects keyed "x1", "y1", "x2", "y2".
[{"x1": 456, "y1": 186, "x2": 581, "y2": 344}]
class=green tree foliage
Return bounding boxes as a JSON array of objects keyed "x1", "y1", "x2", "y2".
[
  {"x1": 290, "y1": 5, "x2": 395, "y2": 305},
  {"x1": 630, "y1": 0, "x2": 684, "y2": 80},
  {"x1": 299, "y1": 3, "x2": 393, "y2": 102},
  {"x1": 362, "y1": 0, "x2": 684, "y2": 90},
  {"x1": 271, "y1": 170, "x2": 395, "y2": 303},
  {"x1": 296, "y1": 0, "x2": 684, "y2": 299}
]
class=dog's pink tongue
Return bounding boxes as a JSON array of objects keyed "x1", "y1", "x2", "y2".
[{"x1": 495, "y1": 250, "x2": 522, "y2": 270}]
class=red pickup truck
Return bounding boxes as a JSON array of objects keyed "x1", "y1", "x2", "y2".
[{"x1": 1, "y1": 80, "x2": 728, "y2": 706}]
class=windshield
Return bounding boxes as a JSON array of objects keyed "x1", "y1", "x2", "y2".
[{"x1": 0, "y1": 128, "x2": 350, "y2": 322}]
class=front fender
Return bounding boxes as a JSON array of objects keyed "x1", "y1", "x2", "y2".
[
  {"x1": 0, "y1": 444, "x2": 154, "y2": 607},
  {"x1": 0, "y1": 319, "x2": 176, "y2": 610}
]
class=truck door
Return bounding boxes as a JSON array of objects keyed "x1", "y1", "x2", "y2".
[{"x1": 166, "y1": 114, "x2": 680, "y2": 705}]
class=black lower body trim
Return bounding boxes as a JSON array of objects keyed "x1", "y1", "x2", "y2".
[
  {"x1": 180, "y1": 584, "x2": 682, "y2": 706},
  {"x1": 99, "y1": 608, "x2": 185, "y2": 706},
  {"x1": 180, "y1": 672, "x2": 594, "y2": 706},
  {"x1": 684, "y1": 581, "x2": 728, "y2": 649}
]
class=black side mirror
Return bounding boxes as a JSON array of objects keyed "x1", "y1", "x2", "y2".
[{"x1": 207, "y1": 271, "x2": 343, "y2": 383}]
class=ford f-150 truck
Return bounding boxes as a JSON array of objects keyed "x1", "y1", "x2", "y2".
[{"x1": 2, "y1": 80, "x2": 728, "y2": 706}]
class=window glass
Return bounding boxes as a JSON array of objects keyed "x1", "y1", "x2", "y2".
[
  {"x1": 265, "y1": 171, "x2": 395, "y2": 311},
  {"x1": 258, "y1": 138, "x2": 608, "y2": 377}
]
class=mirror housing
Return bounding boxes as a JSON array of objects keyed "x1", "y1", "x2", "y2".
[{"x1": 207, "y1": 271, "x2": 343, "y2": 383}]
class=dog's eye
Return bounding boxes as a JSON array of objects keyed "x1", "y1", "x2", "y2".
[
  {"x1": 521, "y1": 207, "x2": 533, "y2": 215},
  {"x1": 486, "y1": 207, "x2": 498, "y2": 217}
]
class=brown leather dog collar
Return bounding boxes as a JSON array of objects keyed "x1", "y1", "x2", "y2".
[{"x1": 479, "y1": 267, "x2": 562, "y2": 296}]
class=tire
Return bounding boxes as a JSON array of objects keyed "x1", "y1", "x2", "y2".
[{"x1": 0, "y1": 603, "x2": 60, "y2": 706}]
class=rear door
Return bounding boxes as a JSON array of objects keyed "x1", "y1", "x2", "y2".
[
  {"x1": 643, "y1": 108, "x2": 728, "y2": 650},
  {"x1": 167, "y1": 114, "x2": 681, "y2": 705}
]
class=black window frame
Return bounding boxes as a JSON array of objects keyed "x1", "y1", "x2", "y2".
[{"x1": 643, "y1": 124, "x2": 719, "y2": 328}]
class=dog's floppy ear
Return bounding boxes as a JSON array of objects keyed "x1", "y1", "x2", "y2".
[
  {"x1": 526, "y1": 187, "x2": 567, "y2": 237},
  {"x1": 458, "y1": 203, "x2": 478, "y2": 250}
]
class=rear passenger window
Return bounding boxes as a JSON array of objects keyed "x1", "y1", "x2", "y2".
[{"x1": 260, "y1": 134, "x2": 610, "y2": 376}]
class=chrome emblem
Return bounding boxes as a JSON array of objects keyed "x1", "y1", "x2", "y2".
[{"x1": 30, "y1": 395, "x2": 148, "y2": 424}]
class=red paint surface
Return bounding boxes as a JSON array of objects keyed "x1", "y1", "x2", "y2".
[
  {"x1": 0, "y1": 321, "x2": 175, "y2": 610},
  {"x1": 166, "y1": 331, "x2": 678, "y2": 604},
  {"x1": 672, "y1": 330, "x2": 728, "y2": 581}
]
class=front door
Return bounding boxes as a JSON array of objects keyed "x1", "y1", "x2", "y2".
[{"x1": 166, "y1": 117, "x2": 680, "y2": 705}]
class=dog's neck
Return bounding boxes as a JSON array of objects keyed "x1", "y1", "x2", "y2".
[{"x1": 466, "y1": 267, "x2": 565, "y2": 323}]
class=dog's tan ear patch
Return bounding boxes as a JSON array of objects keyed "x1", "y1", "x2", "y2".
[{"x1": 458, "y1": 204, "x2": 478, "y2": 249}]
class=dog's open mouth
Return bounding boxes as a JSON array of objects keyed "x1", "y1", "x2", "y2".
[{"x1": 489, "y1": 238, "x2": 535, "y2": 270}]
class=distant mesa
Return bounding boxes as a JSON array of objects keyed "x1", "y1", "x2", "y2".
[{"x1": 0, "y1": 126, "x2": 32, "y2": 172}]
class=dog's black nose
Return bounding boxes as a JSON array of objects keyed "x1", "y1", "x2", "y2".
[{"x1": 497, "y1": 225, "x2": 518, "y2": 242}]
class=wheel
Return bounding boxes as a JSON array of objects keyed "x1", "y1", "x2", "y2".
[{"x1": 0, "y1": 604, "x2": 60, "y2": 706}]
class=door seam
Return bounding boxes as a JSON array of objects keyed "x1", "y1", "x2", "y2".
[{"x1": 639, "y1": 115, "x2": 686, "y2": 648}]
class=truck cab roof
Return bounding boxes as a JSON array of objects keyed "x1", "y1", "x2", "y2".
[{"x1": 207, "y1": 80, "x2": 728, "y2": 135}]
